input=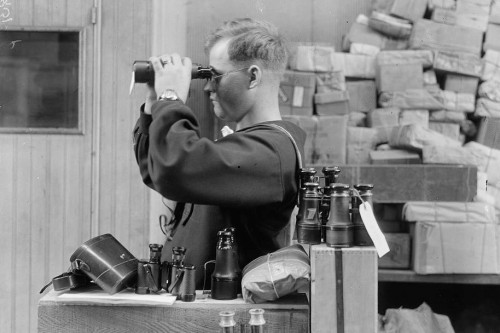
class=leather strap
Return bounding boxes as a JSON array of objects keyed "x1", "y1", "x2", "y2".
[{"x1": 335, "y1": 249, "x2": 345, "y2": 333}]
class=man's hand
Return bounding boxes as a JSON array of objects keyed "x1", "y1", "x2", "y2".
[{"x1": 151, "y1": 53, "x2": 192, "y2": 103}]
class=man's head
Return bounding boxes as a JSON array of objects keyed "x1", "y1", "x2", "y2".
[{"x1": 203, "y1": 18, "x2": 288, "y2": 127}]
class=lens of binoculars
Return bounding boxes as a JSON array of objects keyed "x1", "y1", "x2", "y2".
[{"x1": 132, "y1": 60, "x2": 212, "y2": 84}]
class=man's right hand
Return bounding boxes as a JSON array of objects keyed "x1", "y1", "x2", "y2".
[{"x1": 151, "y1": 54, "x2": 192, "y2": 103}]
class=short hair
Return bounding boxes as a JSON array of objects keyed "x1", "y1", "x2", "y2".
[{"x1": 205, "y1": 18, "x2": 288, "y2": 73}]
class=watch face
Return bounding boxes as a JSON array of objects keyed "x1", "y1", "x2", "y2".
[{"x1": 161, "y1": 89, "x2": 179, "y2": 101}]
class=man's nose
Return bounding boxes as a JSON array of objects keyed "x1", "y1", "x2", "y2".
[{"x1": 203, "y1": 80, "x2": 213, "y2": 92}]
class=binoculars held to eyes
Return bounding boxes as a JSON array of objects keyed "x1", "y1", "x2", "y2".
[{"x1": 133, "y1": 60, "x2": 212, "y2": 85}]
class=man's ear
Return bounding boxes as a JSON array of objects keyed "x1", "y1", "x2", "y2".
[{"x1": 248, "y1": 65, "x2": 261, "y2": 89}]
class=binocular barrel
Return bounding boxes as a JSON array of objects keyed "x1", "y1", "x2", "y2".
[{"x1": 132, "y1": 60, "x2": 212, "y2": 84}]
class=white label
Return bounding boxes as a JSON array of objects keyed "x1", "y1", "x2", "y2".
[
  {"x1": 359, "y1": 202, "x2": 390, "y2": 257},
  {"x1": 292, "y1": 86, "x2": 304, "y2": 107},
  {"x1": 306, "y1": 208, "x2": 317, "y2": 220}
]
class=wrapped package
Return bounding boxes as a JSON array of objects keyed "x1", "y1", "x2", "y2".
[
  {"x1": 441, "y1": 90, "x2": 475, "y2": 113},
  {"x1": 433, "y1": 50, "x2": 482, "y2": 77},
  {"x1": 314, "y1": 90, "x2": 350, "y2": 116},
  {"x1": 331, "y1": 53, "x2": 376, "y2": 79},
  {"x1": 403, "y1": 201, "x2": 497, "y2": 223},
  {"x1": 422, "y1": 144, "x2": 490, "y2": 173},
  {"x1": 474, "y1": 98, "x2": 500, "y2": 118},
  {"x1": 349, "y1": 43, "x2": 380, "y2": 57},
  {"x1": 428, "y1": 0, "x2": 456, "y2": 9},
  {"x1": 370, "y1": 149, "x2": 421, "y2": 164},
  {"x1": 484, "y1": 23, "x2": 500, "y2": 52},
  {"x1": 346, "y1": 80, "x2": 377, "y2": 112},
  {"x1": 346, "y1": 126, "x2": 379, "y2": 164},
  {"x1": 288, "y1": 43, "x2": 336, "y2": 72},
  {"x1": 390, "y1": 0, "x2": 427, "y2": 22},
  {"x1": 444, "y1": 74, "x2": 479, "y2": 95},
  {"x1": 376, "y1": 63, "x2": 423, "y2": 92},
  {"x1": 482, "y1": 50, "x2": 500, "y2": 81},
  {"x1": 429, "y1": 110, "x2": 466, "y2": 123},
  {"x1": 379, "y1": 89, "x2": 444, "y2": 110},
  {"x1": 367, "y1": 108, "x2": 400, "y2": 128},
  {"x1": 279, "y1": 71, "x2": 316, "y2": 116},
  {"x1": 464, "y1": 141, "x2": 500, "y2": 184},
  {"x1": 428, "y1": 122, "x2": 460, "y2": 141},
  {"x1": 348, "y1": 111, "x2": 367, "y2": 127},
  {"x1": 478, "y1": 79, "x2": 500, "y2": 103},
  {"x1": 376, "y1": 50, "x2": 434, "y2": 68},
  {"x1": 342, "y1": 20, "x2": 408, "y2": 51},
  {"x1": 382, "y1": 303, "x2": 455, "y2": 333},
  {"x1": 411, "y1": 221, "x2": 499, "y2": 274},
  {"x1": 423, "y1": 70, "x2": 438, "y2": 85},
  {"x1": 242, "y1": 244, "x2": 310, "y2": 304},
  {"x1": 456, "y1": 0, "x2": 490, "y2": 32},
  {"x1": 389, "y1": 124, "x2": 461, "y2": 151},
  {"x1": 368, "y1": 11, "x2": 413, "y2": 38},
  {"x1": 475, "y1": 117, "x2": 500, "y2": 150},
  {"x1": 315, "y1": 71, "x2": 346, "y2": 93},
  {"x1": 409, "y1": 19, "x2": 483, "y2": 56},
  {"x1": 491, "y1": 0, "x2": 500, "y2": 24},
  {"x1": 431, "y1": 7, "x2": 457, "y2": 25},
  {"x1": 399, "y1": 110, "x2": 429, "y2": 128}
]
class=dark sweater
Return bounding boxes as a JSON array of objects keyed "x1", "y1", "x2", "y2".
[{"x1": 133, "y1": 100, "x2": 306, "y2": 287}]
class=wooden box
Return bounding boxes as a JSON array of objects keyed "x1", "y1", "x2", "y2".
[
  {"x1": 310, "y1": 245, "x2": 377, "y2": 333},
  {"x1": 38, "y1": 289, "x2": 309, "y2": 333}
]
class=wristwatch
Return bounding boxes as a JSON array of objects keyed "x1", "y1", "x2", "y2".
[{"x1": 159, "y1": 89, "x2": 182, "y2": 103}]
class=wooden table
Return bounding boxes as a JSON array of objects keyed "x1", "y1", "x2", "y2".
[{"x1": 38, "y1": 288, "x2": 309, "y2": 333}]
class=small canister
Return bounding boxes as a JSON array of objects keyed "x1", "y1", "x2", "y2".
[
  {"x1": 327, "y1": 183, "x2": 351, "y2": 225},
  {"x1": 351, "y1": 184, "x2": 374, "y2": 225},
  {"x1": 324, "y1": 224, "x2": 353, "y2": 248}
]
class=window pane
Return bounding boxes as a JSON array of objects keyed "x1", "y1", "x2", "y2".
[{"x1": 0, "y1": 31, "x2": 79, "y2": 131}]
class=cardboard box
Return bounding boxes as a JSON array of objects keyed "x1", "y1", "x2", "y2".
[
  {"x1": 390, "y1": 0, "x2": 427, "y2": 22},
  {"x1": 485, "y1": 24, "x2": 500, "y2": 53},
  {"x1": 409, "y1": 19, "x2": 483, "y2": 56},
  {"x1": 376, "y1": 63, "x2": 424, "y2": 92},
  {"x1": 379, "y1": 89, "x2": 444, "y2": 110},
  {"x1": 279, "y1": 71, "x2": 316, "y2": 116},
  {"x1": 378, "y1": 233, "x2": 411, "y2": 269},
  {"x1": 444, "y1": 74, "x2": 479, "y2": 95},
  {"x1": 403, "y1": 201, "x2": 498, "y2": 223},
  {"x1": 431, "y1": 7, "x2": 457, "y2": 25},
  {"x1": 342, "y1": 21, "x2": 409, "y2": 51},
  {"x1": 475, "y1": 117, "x2": 500, "y2": 150},
  {"x1": 367, "y1": 108, "x2": 400, "y2": 128},
  {"x1": 376, "y1": 50, "x2": 434, "y2": 68},
  {"x1": 399, "y1": 110, "x2": 429, "y2": 127},
  {"x1": 456, "y1": 0, "x2": 490, "y2": 31},
  {"x1": 412, "y1": 221, "x2": 499, "y2": 274},
  {"x1": 331, "y1": 53, "x2": 377, "y2": 79},
  {"x1": 288, "y1": 43, "x2": 336, "y2": 72},
  {"x1": 347, "y1": 126, "x2": 379, "y2": 164},
  {"x1": 314, "y1": 91, "x2": 350, "y2": 116},
  {"x1": 346, "y1": 80, "x2": 377, "y2": 112},
  {"x1": 315, "y1": 71, "x2": 346, "y2": 93},
  {"x1": 428, "y1": 122, "x2": 460, "y2": 141},
  {"x1": 429, "y1": 110, "x2": 466, "y2": 123},
  {"x1": 333, "y1": 164, "x2": 477, "y2": 202},
  {"x1": 433, "y1": 50, "x2": 482, "y2": 78},
  {"x1": 370, "y1": 149, "x2": 421, "y2": 165},
  {"x1": 464, "y1": 141, "x2": 500, "y2": 184},
  {"x1": 310, "y1": 245, "x2": 377, "y2": 333}
]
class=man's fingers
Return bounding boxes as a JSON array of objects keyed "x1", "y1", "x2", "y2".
[{"x1": 150, "y1": 56, "x2": 163, "y2": 71}]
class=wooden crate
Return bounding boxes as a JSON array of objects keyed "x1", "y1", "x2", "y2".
[
  {"x1": 310, "y1": 245, "x2": 378, "y2": 333},
  {"x1": 38, "y1": 289, "x2": 309, "y2": 333}
]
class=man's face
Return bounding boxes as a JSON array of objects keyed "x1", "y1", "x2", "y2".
[{"x1": 204, "y1": 39, "x2": 251, "y2": 123}]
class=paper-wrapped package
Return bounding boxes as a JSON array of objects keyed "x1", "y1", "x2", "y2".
[
  {"x1": 422, "y1": 144, "x2": 490, "y2": 173},
  {"x1": 288, "y1": 43, "x2": 336, "y2": 72},
  {"x1": 403, "y1": 201, "x2": 497, "y2": 223},
  {"x1": 482, "y1": 50, "x2": 500, "y2": 81},
  {"x1": 349, "y1": 43, "x2": 380, "y2": 57},
  {"x1": 423, "y1": 70, "x2": 437, "y2": 85},
  {"x1": 389, "y1": 124, "x2": 461, "y2": 151},
  {"x1": 429, "y1": 110, "x2": 466, "y2": 123},
  {"x1": 368, "y1": 11, "x2": 413, "y2": 38},
  {"x1": 428, "y1": 122, "x2": 460, "y2": 141},
  {"x1": 484, "y1": 23, "x2": 500, "y2": 52},
  {"x1": 456, "y1": 0, "x2": 490, "y2": 32},
  {"x1": 382, "y1": 303, "x2": 455, "y2": 333},
  {"x1": 491, "y1": 0, "x2": 500, "y2": 24},
  {"x1": 441, "y1": 90, "x2": 475, "y2": 113},
  {"x1": 474, "y1": 98, "x2": 500, "y2": 118},
  {"x1": 367, "y1": 108, "x2": 400, "y2": 127},
  {"x1": 346, "y1": 126, "x2": 379, "y2": 164},
  {"x1": 390, "y1": 0, "x2": 427, "y2": 22},
  {"x1": 379, "y1": 89, "x2": 444, "y2": 110},
  {"x1": 279, "y1": 71, "x2": 316, "y2": 116},
  {"x1": 348, "y1": 111, "x2": 366, "y2": 127},
  {"x1": 342, "y1": 20, "x2": 409, "y2": 51},
  {"x1": 346, "y1": 80, "x2": 377, "y2": 112},
  {"x1": 370, "y1": 149, "x2": 421, "y2": 164},
  {"x1": 315, "y1": 71, "x2": 346, "y2": 93},
  {"x1": 399, "y1": 110, "x2": 429, "y2": 128},
  {"x1": 444, "y1": 74, "x2": 479, "y2": 95},
  {"x1": 433, "y1": 50, "x2": 482, "y2": 77},
  {"x1": 464, "y1": 141, "x2": 500, "y2": 184},
  {"x1": 409, "y1": 19, "x2": 483, "y2": 56},
  {"x1": 478, "y1": 79, "x2": 500, "y2": 102},
  {"x1": 314, "y1": 91, "x2": 350, "y2": 116},
  {"x1": 331, "y1": 53, "x2": 376, "y2": 79},
  {"x1": 376, "y1": 63, "x2": 424, "y2": 92},
  {"x1": 432, "y1": 7, "x2": 457, "y2": 25},
  {"x1": 242, "y1": 244, "x2": 310, "y2": 304},
  {"x1": 376, "y1": 50, "x2": 434, "y2": 68}
]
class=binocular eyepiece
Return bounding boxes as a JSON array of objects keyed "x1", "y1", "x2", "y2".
[{"x1": 132, "y1": 60, "x2": 212, "y2": 85}]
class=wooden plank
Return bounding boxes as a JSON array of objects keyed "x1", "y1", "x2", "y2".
[
  {"x1": 0, "y1": 135, "x2": 15, "y2": 332},
  {"x1": 379, "y1": 269, "x2": 500, "y2": 285},
  {"x1": 38, "y1": 290, "x2": 308, "y2": 333}
]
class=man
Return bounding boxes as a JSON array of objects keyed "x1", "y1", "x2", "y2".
[{"x1": 133, "y1": 18, "x2": 306, "y2": 288}]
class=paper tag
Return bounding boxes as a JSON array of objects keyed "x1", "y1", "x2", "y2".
[
  {"x1": 292, "y1": 86, "x2": 304, "y2": 107},
  {"x1": 359, "y1": 202, "x2": 390, "y2": 257}
]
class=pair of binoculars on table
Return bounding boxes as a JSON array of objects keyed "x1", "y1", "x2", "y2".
[
  {"x1": 132, "y1": 60, "x2": 212, "y2": 85},
  {"x1": 135, "y1": 244, "x2": 196, "y2": 302}
]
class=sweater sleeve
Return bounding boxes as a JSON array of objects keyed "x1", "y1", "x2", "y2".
[{"x1": 133, "y1": 100, "x2": 292, "y2": 207}]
